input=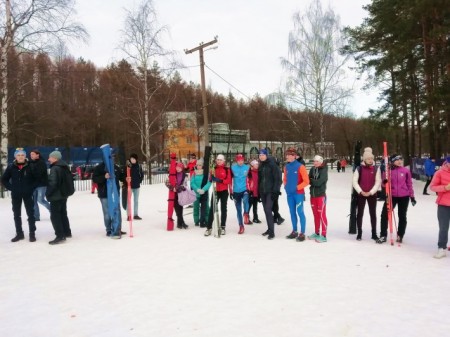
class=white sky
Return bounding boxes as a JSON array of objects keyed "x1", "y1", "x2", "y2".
[{"x1": 70, "y1": 0, "x2": 379, "y2": 116}]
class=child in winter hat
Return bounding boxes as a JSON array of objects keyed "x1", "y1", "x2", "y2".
[
  {"x1": 313, "y1": 155, "x2": 324, "y2": 164},
  {"x1": 196, "y1": 158, "x2": 204, "y2": 167},
  {"x1": 216, "y1": 154, "x2": 225, "y2": 161},
  {"x1": 362, "y1": 147, "x2": 374, "y2": 161},
  {"x1": 250, "y1": 159, "x2": 259, "y2": 167}
]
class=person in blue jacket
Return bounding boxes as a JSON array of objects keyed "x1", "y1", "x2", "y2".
[
  {"x1": 230, "y1": 154, "x2": 251, "y2": 234},
  {"x1": 423, "y1": 157, "x2": 436, "y2": 195}
]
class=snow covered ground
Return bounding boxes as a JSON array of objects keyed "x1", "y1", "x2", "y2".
[{"x1": 0, "y1": 169, "x2": 448, "y2": 337}]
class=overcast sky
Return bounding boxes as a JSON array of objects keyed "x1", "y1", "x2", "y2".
[{"x1": 70, "y1": 0, "x2": 378, "y2": 116}]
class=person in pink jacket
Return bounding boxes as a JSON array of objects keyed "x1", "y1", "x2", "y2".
[
  {"x1": 377, "y1": 154, "x2": 416, "y2": 244},
  {"x1": 430, "y1": 156, "x2": 450, "y2": 259}
]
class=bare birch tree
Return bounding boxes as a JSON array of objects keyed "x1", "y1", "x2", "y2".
[
  {"x1": 281, "y1": 0, "x2": 352, "y2": 151},
  {"x1": 0, "y1": 0, "x2": 87, "y2": 174},
  {"x1": 120, "y1": 0, "x2": 176, "y2": 166}
]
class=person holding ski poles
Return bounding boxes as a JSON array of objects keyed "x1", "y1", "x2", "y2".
[
  {"x1": 377, "y1": 154, "x2": 416, "y2": 244},
  {"x1": 352, "y1": 147, "x2": 381, "y2": 241},
  {"x1": 205, "y1": 154, "x2": 231, "y2": 236},
  {"x1": 247, "y1": 159, "x2": 262, "y2": 223},
  {"x1": 430, "y1": 156, "x2": 450, "y2": 259},
  {"x1": 230, "y1": 154, "x2": 251, "y2": 234},
  {"x1": 126, "y1": 153, "x2": 144, "y2": 220},
  {"x1": 283, "y1": 148, "x2": 310, "y2": 242}
]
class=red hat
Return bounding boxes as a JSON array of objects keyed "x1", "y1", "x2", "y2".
[
  {"x1": 285, "y1": 147, "x2": 297, "y2": 156},
  {"x1": 235, "y1": 154, "x2": 245, "y2": 161},
  {"x1": 176, "y1": 162, "x2": 184, "y2": 169}
]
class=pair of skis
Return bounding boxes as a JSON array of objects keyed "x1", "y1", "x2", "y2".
[
  {"x1": 383, "y1": 142, "x2": 396, "y2": 246},
  {"x1": 100, "y1": 144, "x2": 133, "y2": 238}
]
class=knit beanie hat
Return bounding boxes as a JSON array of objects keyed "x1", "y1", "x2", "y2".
[
  {"x1": 49, "y1": 151, "x2": 62, "y2": 160},
  {"x1": 445, "y1": 156, "x2": 450, "y2": 163},
  {"x1": 235, "y1": 153, "x2": 245, "y2": 162},
  {"x1": 250, "y1": 160, "x2": 259, "y2": 167},
  {"x1": 362, "y1": 147, "x2": 374, "y2": 161},
  {"x1": 259, "y1": 148, "x2": 268, "y2": 156},
  {"x1": 130, "y1": 153, "x2": 138, "y2": 161},
  {"x1": 176, "y1": 162, "x2": 184, "y2": 169},
  {"x1": 313, "y1": 155, "x2": 324, "y2": 164},
  {"x1": 216, "y1": 154, "x2": 225, "y2": 161},
  {"x1": 196, "y1": 158, "x2": 204, "y2": 166},
  {"x1": 14, "y1": 148, "x2": 26, "y2": 157},
  {"x1": 390, "y1": 154, "x2": 403, "y2": 163}
]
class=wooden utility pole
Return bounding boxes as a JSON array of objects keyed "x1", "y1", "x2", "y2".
[{"x1": 185, "y1": 37, "x2": 218, "y2": 147}]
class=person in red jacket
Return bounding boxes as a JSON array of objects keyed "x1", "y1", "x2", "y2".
[
  {"x1": 247, "y1": 160, "x2": 261, "y2": 223},
  {"x1": 205, "y1": 154, "x2": 232, "y2": 236},
  {"x1": 430, "y1": 156, "x2": 450, "y2": 259}
]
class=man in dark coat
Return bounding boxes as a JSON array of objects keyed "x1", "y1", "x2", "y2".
[
  {"x1": 46, "y1": 151, "x2": 72, "y2": 245},
  {"x1": 1, "y1": 148, "x2": 37, "y2": 242},
  {"x1": 258, "y1": 148, "x2": 282, "y2": 240},
  {"x1": 29, "y1": 149, "x2": 51, "y2": 221}
]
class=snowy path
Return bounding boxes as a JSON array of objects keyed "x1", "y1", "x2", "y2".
[{"x1": 0, "y1": 170, "x2": 448, "y2": 337}]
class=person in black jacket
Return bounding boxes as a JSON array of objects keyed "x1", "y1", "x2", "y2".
[
  {"x1": 29, "y1": 149, "x2": 51, "y2": 221},
  {"x1": 126, "y1": 153, "x2": 144, "y2": 220},
  {"x1": 1, "y1": 148, "x2": 37, "y2": 242},
  {"x1": 92, "y1": 150, "x2": 126, "y2": 238},
  {"x1": 258, "y1": 148, "x2": 282, "y2": 240},
  {"x1": 46, "y1": 151, "x2": 72, "y2": 245}
]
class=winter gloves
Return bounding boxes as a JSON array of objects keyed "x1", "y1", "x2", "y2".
[{"x1": 410, "y1": 197, "x2": 417, "y2": 206}]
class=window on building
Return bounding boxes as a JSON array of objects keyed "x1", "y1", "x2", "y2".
[{"x1": 186, "y1": 136, "x2": 193, "y2": 144}]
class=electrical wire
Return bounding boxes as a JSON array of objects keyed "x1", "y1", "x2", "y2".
[{"x1": 204, "y1": 64, "x2": 251, "y2": 100}]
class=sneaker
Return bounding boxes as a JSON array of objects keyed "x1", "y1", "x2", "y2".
[
  {"x1": 220, "y1": 228, "x2": 226, "y2": 235},
  {"x1": 194, "y1": 222, "x2": 200, "y2": 226},
  {"x1": 133, "y1": 215, "x2": 142, "y2": 220},
  {"x1": 253, "y1": 218, "x2": 262, "y2": 224},
  {"x1": 204, "y1": 229, "x2": 212, "y2": 236},
  {"x1": 296, "y1": 233, "x2": 306, "y2": 242},
  {"x1": 238, "y1": 226, "x2": 245, "y2": 234},
  {"x1": 262, "y1": 230, "x2": 270, "y2": 236},
  {"x1": 182, "y1": 223, "x2": 189, "y2": 229},
  {"x1": 111, "y1": 235, "x2": 121, "y2": 240},
  {"x1": 29, "y1": 232, "x2": 36, "y2": 242},
  {"x1": 396, "y1": 236, "x2": 403, "y2": 243},
  {"x1": 434, "y1": 248, "x2": 447, "y2": 259},
  {"x1": 308, "y1": 233, "x2": 320, "y2": 240},
  {"x1": 371, "y1": 234, "x2": 379, "y2": 241},
  {"x1": 423, "y1": 192, "x2": 430, "y2": 195},
  {"x1": 286, "y1": 231, "x2": 298, "y2": 239},
  {"x1": 120, "y1": 231, "x2": 127, "y2": 235},
  {"x1": 106, "y1": 231, "x2": 111, "y2": 237},
  {"x1": 376, "y1": 236, "x2": 387, "y2": 244},
  {"x1": 49, "y1": 237, "x2": 66, "y2": 245},
  {"x1": 200, "y1": 223, "x2": 206, "y2": 228},
  {"x1": 315, "y1": 235, "x2": 327, "y2": 243},
  {"x1": 65, "y1": 233, "x2": 72, "y2": 238},
  {"x1": 243, "y1": 213, "x2": 250, "y2": 224},
  {"x1": 267, "y1": 234, "x2": 275, "y2": 240},
  {"x1": 276, "y1": 216, "x2": 285, "y2": 225},
  {"x1": 177, "y1": 224, "x2": 183, "y2": 229}
]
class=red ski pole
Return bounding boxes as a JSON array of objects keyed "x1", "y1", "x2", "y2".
[
  {"x1": 383, "y1": 142, "x2": 395, "y2": 246},
  {"x1": 127, "y1": 166, "x2": 133, "y2": 237}
]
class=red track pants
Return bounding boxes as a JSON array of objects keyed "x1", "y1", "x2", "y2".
[{"x1": 310, "y1": 196, "x2": 328, "y2": 237}]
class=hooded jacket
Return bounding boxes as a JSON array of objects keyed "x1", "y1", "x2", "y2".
[
  {"x1": 390, "y1": 165, "x2": 414, "y2": 198},
  {"x1": 46, "y1": 160, "x2": 70, "y2": 202},
  {"x1": 309, "y1": 164, "x2": 328, "y2": 197},
  {"x1": 258, "y1": 156, "x2": 282, "y2": 194},
  {"x1": 1, "y1": 159, "x2": 36, "y2": 197}
]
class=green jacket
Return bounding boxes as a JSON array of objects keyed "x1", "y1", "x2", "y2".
[{"x1": 309, "y1": 165, "x2": 328, "y2": 197}]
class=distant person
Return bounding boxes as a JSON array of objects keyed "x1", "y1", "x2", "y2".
[
  {"x1": 247, "y1": 159, "x2": 261, "y2": 223},
  {"x1": 165, "y1": 162, "x2": 189, "y2": 229},
  {"x1": 230, "y1": 153, "x2": 251, "y2": 234},
  {"x1": 205, "y1": 154, "x2": 231, "y2": 236},
  {"x1": 258, "y1": 148, "x2": 282, "y2": 240},
  {"x1": 377, "y1": 154, "x2": 416, "y2": 244},
  {"x1": 340, "y1": 158, "x2": 347, "y2": 173},
  {"x1": 337, "y1": 160, "x2": 342, "y2": 173},
  {"x1": 92, "y1": 149, "x2": 126, "y2": 238},
  {"x1": 430, "y1": 156, "x2": 450, "y2": 259},
  {"x1": 423, "y1": 156, "x2": 436, "y2": 195},
  {"x1": 308, "y1": 155, "x2": 328, "y2": 243},
  {"x1": 283, "y1": 148, "x2": 310, "y2": 241},
  {"x1": 352, "y1": 147, "x2": 381, "y2": 241},
  {"x1": 1, "y1": 148, "x2": 37, "y2": 242},
  {"x1": 190, "y1": 158, "x2": 211, "y2": 228},
  {"x1": 126, "y1": 153, "x2": 144, "y2": 220},
  {"x1": 46, "y1": 151, "x2": 73, "y2": 245},
  {"x1": 29, "y1": 149, "x2": 51, "y2": 221}
]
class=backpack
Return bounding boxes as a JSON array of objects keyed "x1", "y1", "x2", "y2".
[{"x1": 60, "y1": 166, "x2": 75, "y2": 197}]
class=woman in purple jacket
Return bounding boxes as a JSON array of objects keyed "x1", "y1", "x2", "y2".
[{"x1": 377, "y1": 154, "x2": 416, "y2": 244}]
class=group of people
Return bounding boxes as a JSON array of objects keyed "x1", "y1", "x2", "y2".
[
  {"x1": 1, "y1": 149, "x2": 73, "y2": 244},
  {"x1": 167, "y1": 148, "x2": 329, "y2": 242},
  {"x1": 2, "y1": 146, "x2": 449, "y2": 259}
]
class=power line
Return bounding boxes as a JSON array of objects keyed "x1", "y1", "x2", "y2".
[{"x1": 204, "y1": 64, "x2": 251, "y2": 100}]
